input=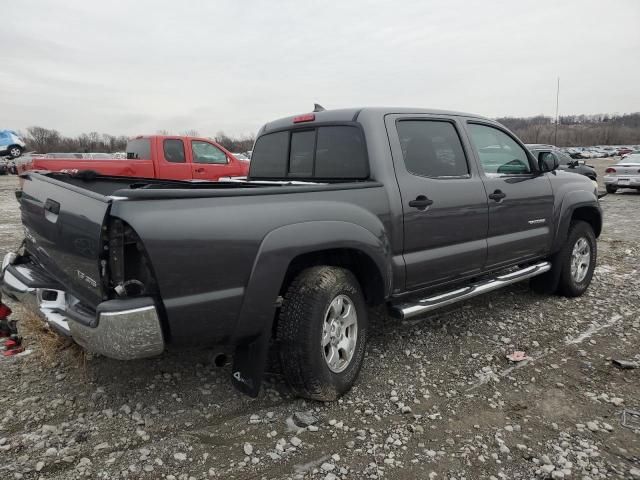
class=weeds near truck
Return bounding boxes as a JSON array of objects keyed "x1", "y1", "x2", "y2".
[{"x1": 20, "y1": 310, "x2": 86, "y2": 369}]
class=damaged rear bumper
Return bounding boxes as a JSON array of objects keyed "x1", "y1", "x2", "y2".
[{"x1": 1, "y1": 253, "x2": 165, "y2": 360}]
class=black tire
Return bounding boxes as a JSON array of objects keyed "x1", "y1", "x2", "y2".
[
  {"x1": 8, "y1": 145, "x2": 23, "y2": 159},
  {"x1": 605, "y1": 184, "x2": 617, "y2": 194},
  {"x1": 277, "y1": 266, "x2": 368, "y2": 401},
  {"x1": 556, "y1": 220, "x2": 597, "y2": 297}
]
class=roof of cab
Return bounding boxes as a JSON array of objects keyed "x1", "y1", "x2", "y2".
[{"x1": 260, "y1": 107, "x2": 491, "y2": 134}]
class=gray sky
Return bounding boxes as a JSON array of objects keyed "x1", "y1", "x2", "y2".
[{"x1": 2, "y1": 0, "x2": 639, "y2": 137}]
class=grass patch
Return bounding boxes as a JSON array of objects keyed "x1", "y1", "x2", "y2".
[{"x1": 19, "y1": 309, "x2": 87, "y2": 368}]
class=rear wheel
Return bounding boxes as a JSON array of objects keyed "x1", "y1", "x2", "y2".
[
  {"x1": 8, "y1": 145, "x2": 23, "y2": 159},
  {"x1": 277, "y1": 266, "x2": 368, "y2": 401},
  {"x1": 605, "y1": 184, "x2": 617, "y2": 194}
]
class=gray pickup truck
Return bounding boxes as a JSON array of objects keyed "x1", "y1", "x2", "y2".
[{"x1": 1, "y1": 107, "x2": 602, "y2": 400}]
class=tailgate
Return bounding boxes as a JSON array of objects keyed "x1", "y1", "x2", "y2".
[{"x1": 20, "y1": 174, "x2": 111, "y2": 308}]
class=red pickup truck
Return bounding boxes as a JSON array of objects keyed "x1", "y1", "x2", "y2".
[{"x1": 17, "y1": 135, "x2": 249, "y2": 181}]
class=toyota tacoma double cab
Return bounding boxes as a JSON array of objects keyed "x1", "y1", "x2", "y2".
[{"x1": 1, "y1": 107, "x2": 602, "y2": 400}]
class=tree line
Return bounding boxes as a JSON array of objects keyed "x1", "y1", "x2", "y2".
[
  {"x1": 19, "y1": 127, "x2": 256, "y2": 154},
  {"x1": 496, "y1": 112, "x2": 640, "y2": 146},
  {"x1": 18, "y1": 113, "x2": 640, "y2": 154}
]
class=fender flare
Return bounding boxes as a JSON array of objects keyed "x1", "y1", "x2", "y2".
[
  {"x1": 552, "y1": 191, "x2": 602, "y2": 252},
  {"x1": 230, "y1": 220, "x2": 391, "y2": 396}
]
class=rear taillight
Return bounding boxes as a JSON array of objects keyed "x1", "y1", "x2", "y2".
[
  {"x1": 293, "y1": 113, "x2": 315, "y2": 123},
  {"x1": 605, "y1": 168, "x2": 616, "y2": 173},
  {"x1": 105, "y1": 218, "x2": 157, "y2": 299}
]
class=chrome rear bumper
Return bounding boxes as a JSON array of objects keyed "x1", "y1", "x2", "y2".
[
  {"x1": 604, "y1": 175, "x2": 640, "y2": 187},
  {"x1": 1, "y1": 253, "x2": 165, "y2": 360}
]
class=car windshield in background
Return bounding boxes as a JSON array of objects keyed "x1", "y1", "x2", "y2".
[{"x1": 250, "y1": 126, "x2": 368, "y2": 180}]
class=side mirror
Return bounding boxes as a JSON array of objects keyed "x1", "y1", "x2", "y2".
[{"x1": 538, "y1": 152, "x2": 559, "y2": 172}]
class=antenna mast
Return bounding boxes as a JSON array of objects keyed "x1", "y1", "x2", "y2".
[{"x1": 554, "y1": 77, "x2": 560, "y2": 145}]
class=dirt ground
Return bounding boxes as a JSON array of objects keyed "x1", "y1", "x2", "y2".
[{"x1": 0, "y1": 163, "x2": 638, "y2": 480}]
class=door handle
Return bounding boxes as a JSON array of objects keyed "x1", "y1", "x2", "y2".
[
  {"x1": 488, "y1": 189, "x2": 507, "y2": 202},
  {"x1": 195, "y1": 167, "x2": 205, "y2": 173},
  {"x1": 44, "y1": 198, "x2": 60, "y2": 215},
  {"x1": 44, "y1": 198, "x2": 60, "y2": 223},
  {"x1": 408, "y1": 195, "x2": 434, "y2": 210}
]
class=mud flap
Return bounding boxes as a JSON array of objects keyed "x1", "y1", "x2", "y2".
[
  {"x1": 231, "y1": 332, "x2": 271, "y2": 397},
  {"x1": 530, "y1": 251, "x2": 562, "y2": 294}
]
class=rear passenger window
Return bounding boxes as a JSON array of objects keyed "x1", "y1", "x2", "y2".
[
  {"x1": 126, "y1": 139, "x2": 151, "y2": 160},
  {"x1": 315, "y1": 126, "x2": 367, "y2": 179},
  {"x1": 163, "y1": 139, "x2": 185, "y2": 163},
  {"x1": 396, "y1": 120, "x2": 469, "y2": 177},
  {"x1": 468, "y1": 124, "x2": 532, "y2": 175}
]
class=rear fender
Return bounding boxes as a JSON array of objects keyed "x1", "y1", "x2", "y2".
[{"x1": 231, "y1": 220, "x2": 391, "y2": 397}]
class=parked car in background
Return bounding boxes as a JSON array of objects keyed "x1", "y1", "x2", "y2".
[
  {"x1": 621, "y1": 149, "x2": 640, "y2": 160},
  {"x1": 0, "y1": 130, "x2": 26, "y2": 159},
  {"x1": 617, "y1": 147, "x2": 633, "y2": 156},
  {"x1": 604, "y1": 154, "x2": 640, "y2": 193},
  {"x1": 18, "y1": 135, "x2": 249, "y2": 181},
  {"x1": 527, "y1": 145, "x2": 598, "y2": 188},
  {"x1": 232, "y1": 152, "x2": 251, "y2": 162},
  {"x1": 45, "y1": 153, "x2": 85, "y2": 159},
  {"x1": 0, "y1": 160, "x2": 17, "y2": 175},
  {"x1": 565, "y1": 147, "x2": 583, "y2": 159},
  {"x1": 44, "y1": 152, "x2": 125, "y2": 159}
]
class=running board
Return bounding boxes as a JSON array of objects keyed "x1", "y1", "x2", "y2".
[{"x1": 390, "y1": 261, "x2": 551, "y2": 320}]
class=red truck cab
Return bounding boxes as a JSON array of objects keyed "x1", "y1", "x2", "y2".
[{"x1": 17, "y1": 135, "x2": 249, "y2": 181}]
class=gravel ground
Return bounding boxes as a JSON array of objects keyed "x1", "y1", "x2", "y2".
[{"x1": 0, "y1": 165, "x2": 639, "y2": 480}]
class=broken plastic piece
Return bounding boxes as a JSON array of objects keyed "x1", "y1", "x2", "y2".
[
  {"x1": 612, "y1": 359, "x2": 639, "y2": 369},
  {"x1": 621, "y1": 409, "x2": 640, "y2": 430},
  {"x1": 506, "y1": 351, "x2": 528, "y2": 362},
  {"x1": 2, "y1": 346, "x2": 25, "y2": 357}
]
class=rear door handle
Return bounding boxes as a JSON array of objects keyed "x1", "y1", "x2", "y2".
[
  {"x1": 44, "y1": 198, "x2": 60, "y2": 223},
  {"x1": 408, "y1": 195, "x2": 434, "y2": 210},
  {"x1": 488, "y1": 190, "x2": 506, "y2": 202},
  {"x1": 44, "y1": 199, "x2": 60, "y2": 214}
]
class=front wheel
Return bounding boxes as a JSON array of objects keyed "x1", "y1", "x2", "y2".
[
  {"x1": 557, "y1": 220, "x2": 597, "y2": 297},
  {"x1": 8, "y1": 146, "x2": 23, "y2": 159},
  {"x1": 277, "y1": 266, "x2": 368, "y2": 401},
  {"x1": 605, "y1": 184, "x2": 617, "y2": 194}
]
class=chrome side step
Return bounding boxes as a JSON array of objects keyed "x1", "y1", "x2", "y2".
[{"x1": 390, "y1": 261, "x2": 551, "y2": 320}]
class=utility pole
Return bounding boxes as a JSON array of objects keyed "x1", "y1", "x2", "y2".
[{"x1": 554, "y1": 77, "x2": 560, "y2": 146}]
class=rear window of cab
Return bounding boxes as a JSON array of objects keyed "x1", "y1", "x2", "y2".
[{"x1": 249, "y1": 126, "x2": 368, "y2": 180}]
